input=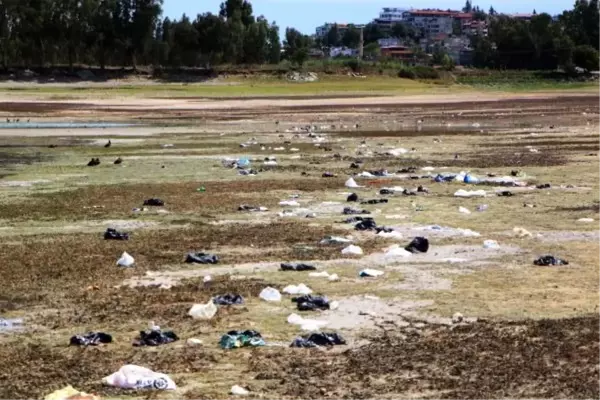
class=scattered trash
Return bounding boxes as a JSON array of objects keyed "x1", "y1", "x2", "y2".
[
  {"x1": 70, "y1": 332, "x2": 113, "y2": 346},
  {"x1": 279, "y1": 200, "x2": 300, "y2": 207},
  {"x1": 458, "y1": 206, "x2": 471, "y2": 214},
  {"x1": 282, "y1": 283, "x2": 312, "y2": 295},
  {"x1": 361, "y1": 199, "x2": 388, "y2": 204},
  {"x1": 213, "y1": 294, "x2": 244, "y2": 306},
  {"x1": 203, "y1": 275, "x2": 212, "y2": 283},
  {"x1": 44, "y1": 386, "x2": 99, "y2": 400},
  {"x1": 577, "y1": 218, "x2": 594, "y2": 223},
  {"x1": 384, "y1": 244, "x2": 413, "y2": 257},
  {"x1": 185, "y1": 252, "x2": 219, "y2": 264},
  {"x1": 523, "y1": 203, "x2": 536, "y2": 208},
  {"x1": 497, "y1": 191, "x2": 513, "y2": 197},
  {"x1": 454, "y1": 189, "x2": 486, "y2": 197},
  {"x1": 355, "y1": 218, "x2": 377, "y2": 231},
  {"x1": 341, "y1": 245, "x2": 363, "y2": 255},
  {"x1": 287, "y1": 313, "x2": 329, "y2": 331},
  {"x1": 188, "y1": 301, "x2": 218, "y2": 320},
  {"x1": 196, "y1": 186, "x2": 207, "y2": 192},
  {"x1": 320, "y1": 235, "x2": 352, "y2": 245},
  {"x1": 536, "y1": 183, "x2": 551, "y2": 189},
  {"x1": 345, "y1": 177, "x2": 363, "y2": 188},
  {"x1": 264, "y1": 160, "x2": 278, "y2": 166},
  {"x1": 483, "y1": 240, "x2": 500, "y2": 249},
  {"x1": 377, "y1": 230, "x2": 403, "y2": 240},
  {"x1": 143, "y1": 198, "x2": 164, "y2": 206},
  {"x1": 343, "y1": 207, "x2": 370, "y2": 215},
  {"x1": 476, "y1": 204, "x2": 489, "y2": 212},
  {"x1": 259, "y1": 287, "x2": 282, "y2": 302},
  {"x1": 385, "y1": 148, "x2": 408, "y2": 157},
  {"x1": 187, "y1": 338, "x2": 203, "y2": 346},
  {"x1": 238, "y1": 204, "x2": 268, "y2": 212},
  {"x1": 0, "y1": 317, "x2": 23, "y2": 332},
  {"x1": 102, "y1": 364, "x2": 176, "y2": 390},
  {"x1": 405, "y1": 237, "x2": 429, "y2": 253},
  {"x1": 292, "y1": 294, "x2": 330, "y2": 311},
  {"x1": 87, "y1": 158, "x2": 100, "y2": 167},
  {"x1": 230, "y1": 385, "x2": 250, "y2": 396},
  {"x1": 347, "y1": 193, "x2": 359, "y2": 202},
  {"x1": 220, "y1": 330, "x2": 265, "y2": 349},
  {"x1": 104, "y1": 228, "x2": 129, "y2": 240},
  {"x1": 281, "y1": 263, "x2": 316, "y2": 271},
  {"x1": 322, "y1": 172, "x2": 336, "y2": 178},
  {"x1": 451, "y1": 312, "x2": 464, "y2": 324},
  {"x1": 513, "y1": 227, "x2": 533, "y2": 238},
  {"x1": 133, "y1": 328, "x2": 178, "y2": 347},
  {"x1": 117, "y1": 252, "x2": 135, "y2": 267},
  {"x1": 534, "y1": 255, "x2": 569, "y2": 266},
  {"x1": 359, "y1": 269, "x2": 384, "y2": 277},
  {"x1": 308, "y1": 271, "x2": 340, "y2": 281},
  {"x1": 463, "y1": 174, "x2": 479, "y2": 184},
  {"x1": 291, "y1": 332, "x2": 346, "y2": 348}
]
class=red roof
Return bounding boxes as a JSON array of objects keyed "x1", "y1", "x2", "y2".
[
  {"x1": 455, "y1": 13, "x2": 473, "y2": 19},
  {"x1": 408, "y1": 10, "x2": 454, "y2": 16}
]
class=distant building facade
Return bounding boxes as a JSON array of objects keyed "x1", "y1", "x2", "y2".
[
  {"x1": 315, "y1": 23, "x2": 365, "y2": 39},
  {"x1": 374, "y1": 7, "x2": 407, "y2": 30}
]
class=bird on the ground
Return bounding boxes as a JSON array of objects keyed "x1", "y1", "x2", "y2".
[{"x1": 104, "y1": 140, "x2": 111, "y2": 148}]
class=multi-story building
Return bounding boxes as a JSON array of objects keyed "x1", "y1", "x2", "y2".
[
  {"x1": 315, "y1": 23, "x2": 365, "y2": 39},
  {"x1": 400, "y1": 9, "x2": 473, "y2": 37},
  {"x1": 373, "y1": 7, "x2": 407, "y2": 31}
]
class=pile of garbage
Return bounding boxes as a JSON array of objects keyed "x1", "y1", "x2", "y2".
[{"x1": 286, "y1": 71, "x2": 318, "y2": 82}]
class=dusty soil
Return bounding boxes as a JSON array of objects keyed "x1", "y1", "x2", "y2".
[{"x1": 0, "y1": 90, "x2": 597, "y2": 399}]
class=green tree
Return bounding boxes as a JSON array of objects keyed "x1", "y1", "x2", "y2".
[
  {"x1": 342, "y1": 25, "x2": 360, "y2": 48},
  {"x1": 363, "y1": 42, "x2": 380, "y2": 59},
  {"x1": 267, "y1": 22, "x2": 281, "y2": 64},
  {"x1": 325, "y1": 24, "x2": 340, "y2": 47},
  {"x1": 391, "y1": 23, "x2": 406, "y2": 38},
  {"x1": 284, "y1": 27, "x2": 311, "y2": 66},
  {"x1": 573, "y1": 44, "x2": 600, "y2": 70},
  {"x1": 463, "y1": 0, "x2": 473, "y2": 13},
  {"x1": 489, "y1": 6, "x2": 496, "y2": 15},
  {"x1": 363, "y1": 23, "x2": 383, "y2": 44}
]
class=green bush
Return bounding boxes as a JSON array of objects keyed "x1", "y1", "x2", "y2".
[
  {"x1": 573, "y1": 45, "x2": 600, "y2": 72},
  {"x1": 344, "y1": 59, "x2": 362, "y2": 72},
  {"x1": 398, "y1": 67, "x2": 416, "y2": 79},
  {"x1": 399, "y1": 65, "x2": 440, "y2": 80}
]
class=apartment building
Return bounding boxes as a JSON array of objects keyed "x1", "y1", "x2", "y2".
[
  {"x1": 315, "y1": 23, "x2": 365, "y2": 39},
  {"x1": 373, "y1": 7, "x2": 407, "y2": 30}
]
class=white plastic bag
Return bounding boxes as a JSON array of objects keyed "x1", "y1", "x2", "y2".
[
  {"x1": 117, "y1": 252, "x2": 135, "y2": 267},
  {"x1": 230, "y1": 385, "x2": 250, "y2": 396},
  {"x1": 377, "y1": 230, "x2": 403, "y2": 240},
  {"x1": 279, "y1": 200, "x2": 299, "y2": 207},
  {"x1": 483, "y1": 240, "x2": 500, "y2": 249},
  {"x1": 188, "y1": 301, "x2": 218, "y2": 320},
  {"x1": 259, "y1": 287, "x2": 282, "y2": 302},
  {"x1": 454, "y1": 189, "x2": 486, "y2": 198},
  {"x1": 458, "y1": 206, "x2": 471, "y2": 214},
  {"x1": 287, "y1": 313, "x2": 328, "y2": 331},
  {"x1": 341, "y1": 245, "x2": 363, "y2": 255},
  {"x1": 282, "y1": 284, "x2": 312, "y2": 295},
  {"x1": 360, "y1": 268, "x2": 384, "y2": 277},
  {"x1": 102, "y1": 364, "x2": 176, "y2": 390},
  {"x1": 345, "y1": 177, "x2": 363, "y2": 188},
  {"x1": 384, "y1": 244, "x2": 412, "y2": 258}
]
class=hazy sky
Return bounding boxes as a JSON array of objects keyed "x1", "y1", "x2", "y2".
[{"x1": 163, "y1": 0, "x2": 574, "y2": 34}]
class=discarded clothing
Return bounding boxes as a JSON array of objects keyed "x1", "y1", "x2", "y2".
[
  {"x1": 133, "y1": 329, "x2": 179, "y2": 347},
  {"x1": 70, "y1": 332, "x2": 113, "y2": 346},
  {"x1": 361, "y1": 199, "x2": 388, "y2": 205},
  {"x1": 536, "y1": 183, "x2": 551, "y2": 189},
  {"x1": 102, "y1": 364, "x2": 176, "y2": 390},
  {"x1": 343, "y1": 207, "x2": 370, "y2": 215},
  {"x1": 534, "y1": 255, "x2": 569, "y2": 266},
  {"x1": 143, "y1": 198, "x2": 165, "y2": 206},
  {"x1": 292, "y1": 295, "x2": 330, "y2": 311},
  {"x1": 355, "y1": 218, "x2": 378, "y2": 231},
  {"x1": 290, "y1": 332, "x2": 346, "y2": 348},
  {"x1": 497, "y1": 191, "x2": 514, "y2": 197},
  {"x1": 213, "y1": 294, "x2": 244, "y2": 306},
  {"x1": 405, "y1": 237, "x2": 429, "y2": 253},
  {"x1": 186, "y1": 252, "x2": 219, "y2": 264},
  {"x1": 220, "y1": 330, "x2": 265, "y2": 349},
  {"x1": 238, "y1": 169, "x2": 258, "y2": 176},
  {"x1": 104, "y1": 228, "x2": 129, "y2": 240},
  {"x1": 434, "y1": 174, "x2": 455, "y2": 182},
  {"x1": 87, "y1": 158, "x2": 100, "y2": 167},
  {"x1": 346, "y1": 193, "x2": 359, "y2": 202},
  {"x1": 281, "y1": 263, "x2": 316, "y2": 271}
]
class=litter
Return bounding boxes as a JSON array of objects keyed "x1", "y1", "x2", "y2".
[
  {"x1": 341, "y1": 245, "x2": 363, "y2": 255},
  {"x1": 188, "y1": 301, "x2": 218, "y2": 320},
  {"x1": 70, "y1": 332, "x2": 113, "y2": 346},
  {"x1": 231, "y1": 385, "x2": 250, "y2": 396},
  {"x1": 259, "y1": 287, "x2": 282, "y2": 302},
  {"x1": 292, "y1": 294, "x2": 330, "y2": 311},
  {"x1": 133, "y1": 328, "x2": 178, "y2": 347},
  {"x1": 87, "y1": 158, "x2": 100, "y2": 167},
  {"x1": 345, "y1": 177, "x2": 363, "y2": 188},
  {"x1": 213, "y1": 294, "x2": 244, "y2": 305},
  {"x1": 463, "y1": 174, "x2": 479, "y2": 184},
  {"x1": 577, "y1": 218, "x2": 594, "y2": 222},
  {"x1": 377, "y1": 230, "x2": 403, "y2": 240},
  {"x1": 185, "y1": 252, "x2": 219, "y2": 264},
  {"x1": 454, "y1": 189, "x2": 486, "y2": 197},
  {"x1": 320, "y1": 236, "x2": 352, "y2": 245},
  {"x1": 282, "y1": 283, "x2": 313, "y2": 295},
  {"x1": 0, "y1": 317, "x2": 23, "y2": 332},
  {"x1": 513, "y1": 227, "x2": 533, "y2": 238},
  {"x1": 458, "y1": 206, "x2": 471, "y2": 214},
  {"x1": 347, "y1": 193, "x2": 359, "y2": 202},
  {"x1": 477, "y1": 204, "x2": 489, "y2": 212},
  {"x1": 354, "y1": 219, "x2": 377, "y2": 231},
  {"x1": 537, "y1": 183, "x2": 551, "y2": 189},
  {"x1": 497, "y1": 191, "x2": 514, "y2": 197},
  {"x1": 405, "y1": 237, "x2": 429, "y2": 253},
  {"x1": 143, "y1": 198, "x2": 164, "y2": 206},
  {"x1": 322, "y1": 172, "x2": 336, "y2": 178},
  {"x1": 287, "y1": 313, "x2": 329, "y2": 331},
  {"x1": 44, "y1": 385, "x2": 99, "y2": 400},
  {"x1": 238, "y1": 204, "x2": 268, "y2": 212},
  {"x1": 452, "y1": 312, "x2": 464, "y2": 323},
  {"x1": 281, "y1": 263, "x2": 316, "y2": 271},
  {"x1": 102, "y1": 364, "x2": 176, "y2": 390},
  {"x1": 534, "y1": 255, "x2": 569, "y2": 266},
  {"x1": 384, "y1": 244, "x2": 413, "y2": 257},
  {"x1": 291, "y1": 332, "x2": 346, "y2": 348},
  {"x1": 117, "y1": 252, "x2": 135, "y2": 267},
  {"x1": 385, "y1": 148, "x2": 408, "y2": 156},
  {"x1": 264, "y1": 160, "x2": 278, "y2": 166},
  {"x1": 359, "y1": 269, "x2": 384, "y2": 277},
  {"x1": 219, "y1": 330, "x2": 265, "y2": 349},
  {"x1": 104, "y1": 228, "x2": 129, "y2": 240},
  {"x1": 279, "y1": 200, "x2": 300, "y2": 207},
  {"x1": 361, "y1": 199, "x2": 388, "y2": 204},
  {"x1": 483, "y1": 240, "x2": 500, "y2": 249},
  {"x1": 187, "y1": 338, "x2": 203, "y2": 346}
]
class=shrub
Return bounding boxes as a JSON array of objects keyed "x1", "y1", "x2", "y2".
[{"x1": 398, "y1": 67, "x2": 416, "y2": 79}]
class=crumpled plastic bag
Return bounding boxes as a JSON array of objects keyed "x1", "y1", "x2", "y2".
[
  {"x1": 533, "y1": 255, "x2": 569, "y2": 266},
  {"x1": 287, "y1": 313, "x2": 329, "y2": 331},
  {"x1": 341, "y1": 245, "x2": 363, "y2": 255},
  {"x1": 290, "y1": 332, "x2": 346, "y2": 348},
  {"x1": 117, "y1": 252, "x2": 135, "y2": 267},
  {"x1": 259, "y1": 287, "x2": 282, "y2": 302},
  {"x1": 292, "y1": 294, "x2": 330, "y2": 311},
  {"x1": 102, "y1": 364, "x2": 176, "y2": 390},
  {"x1": 219, "y1": 330, "x2": 265, "y2": 349},
  {"x1": 213, "y1": 294, "x2": 244, "y2": 305},
  {"x1": 345, "y1": 177, "x2": 363, "y2": 188},
  {"x1": 185, "y1": 252, "x2": 219, "y2": 264},
  {"x1": 188, "y1": 301, "x2": 218, "y2": 320},
  {"x1": 282, "y1": 283, "x2": 312, "y2": 295},
  {"x1": 44, "y1": 385, "x2": 99, "y2": 400}
]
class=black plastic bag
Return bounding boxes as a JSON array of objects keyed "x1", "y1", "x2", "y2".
[
  {"x1": 213, "y1": 294, "x2": 244, "y2": 305},
  {"x1": 104, "y1": 228, "x2": 129, "y2": 240},
  {"x1": 347, "y1": 193, "x2": 359, "y2": 202},
  {"x1": 533, "y1": 255, "x2": 569, "y2": 266},
  {"x1": 405, "y1": 237, "x2": 429, "y2": 253},
  {"x1": 281, "y1": 263, "x2": 316, "y2": 271},
  {"x1": 186, "y1": 252, "x2": 219, "y2": 264},
  {"x1": 143, "y1": 198, "x2": 165, "y2": 206},
  {"x1": 133, "y1": 330, "x2": 178, "y2": 346},
  {"x1": 291, "y1": 332, "x2": 346, "y2": 348},
  {"x1": 355, "y1": 218, "x2": 378, "y2": 231},
  {"x1": 292, "y1": 295, "x2": 330, "y2": 311},
  {"x1": 70, "y1": 332, "x2": 113, "y2": 346}
]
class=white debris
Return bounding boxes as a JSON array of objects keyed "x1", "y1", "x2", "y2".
[
  {"x1": 360, "y1": 268, "x2": 384, "y2": 277},
  {"x1": 186, "y1": 338, "x2": 204, "y2": 346},
  {"x1": 384, "y1": 244, "x2": 412, "y2": 257},
  {"x1": 454, "y1": 189, "x2": 487, "y2": 198},
  {"x1": 452, "y1": 312, "x2": 464, "y2": 323},
  {"x1": 577, "y1": 218, "x2": 595, "y2": 223},
  {"x1": 102, "y1": 365, "x2": 176, "y2": 390},
  {"x1": 320, "y1": 235, "x2": 352, "y2": 245},
  {"x1": 377, "y1": 230, "x2": 403, "y2": 240},
  {"x1": 345, "y1": 177, "x2": 363, "y2": 188},
  {"x1": 357, "y1": 171, "x2": 374, "y2": 178},
  {"x1": 458, "y1": 206, "x2": 471, "y2": 214},
  {"x1": 259, "y1": 287, "x2": 282, "y2": 302},
  {"x1": 421, "y1": 166, "x2": 435, "y2": 171},
  {"x1": 279, "y1": 200, "x2": 300, "y2": 207},
  {"x1": 483, "y1": 240, "x2": 500, "y2": 249},
  {"x1": 287, "y1": 313, "x2": 328, "y2": 331},
  {"x1": 263, "y1": 160, "x2": 278, "y2": 166},
  {"x1": 188, "y1": 301, "x2": 218, "y2": 320},
  {"x1": 386, "y1": 148, "x2": 409, "y2": 156},
  {"x1": 513, "y1": 226, "x2": 533, "y2": 238},
  {"x1": 117, "y1": 252, "x2": 135, "y2": 267},
  {"x1": 203, "y1": 275, "x2": 212, "y2": 283},
  {"x1": 282, "y1": 284, "x2": 312, "y2": 295},
  {"x1": 308, "y1": 271, "x2": 340, "y2": 281},
  {"x1": 341, "y1": 245, "x2": 363, "y2": 255},
  {"x1": 230, "y1": 385, "x2": 250, "y2": 396}
]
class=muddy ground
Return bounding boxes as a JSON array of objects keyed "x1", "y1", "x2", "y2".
[{"x1": 0, "y1": 91, "x2": 598, "y2": 399}]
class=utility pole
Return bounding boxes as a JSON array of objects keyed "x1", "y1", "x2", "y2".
[{"x1": 358, "y1": 26, "x2": 364, "y2": 60}]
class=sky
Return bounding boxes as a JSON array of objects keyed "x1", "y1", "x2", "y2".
[{"x1": 162, "y1": 0, "x2": 575, "y2": 34}]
